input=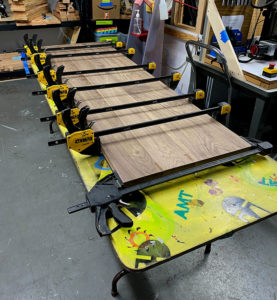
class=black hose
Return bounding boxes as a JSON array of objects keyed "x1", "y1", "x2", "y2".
[
  {"x1": 238, "y1": 53, "x2": 256, "y2": 63},
  {"x1": 250, "y1": 0, "x2": 276, "y2": 9}
]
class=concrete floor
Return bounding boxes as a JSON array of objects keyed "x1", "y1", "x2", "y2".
[{"x1": 0, "y1": 78, "x2": 276, "y2": 300}]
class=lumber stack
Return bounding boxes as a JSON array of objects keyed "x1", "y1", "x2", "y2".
[
  {"x1": 0, "y1": 51, "x2": 29, "y2": 73},
  {"x1": 54, "y1": 0, "x2": 80, "y2": 21},
  {"x1": 8, "y1": 0, "x2": 49, "y2": 23}
]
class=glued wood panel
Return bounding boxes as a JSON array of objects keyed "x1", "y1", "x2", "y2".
[{"x1": 51, "y1": 44, "x2": 251, "y2": 186}]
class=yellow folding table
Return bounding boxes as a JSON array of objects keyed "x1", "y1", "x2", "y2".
[{"x1": 28, "y1": 45, "x2": 277, "y2": 297}]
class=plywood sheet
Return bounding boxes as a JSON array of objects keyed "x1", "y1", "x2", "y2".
[{"x1": 50, "y1": 45, "x2": 251, "y2": 186}]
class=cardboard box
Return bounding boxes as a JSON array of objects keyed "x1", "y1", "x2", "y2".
[{"x1": 92, "y1": 0, "x2": 120, "y2": 20}]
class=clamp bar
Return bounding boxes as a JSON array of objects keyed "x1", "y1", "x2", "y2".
[
  {"x1": 30, "y1": 63, "x2": 152, "y2": 79},
  {"x1": 43, "y1": 42, "x2": 113, "y2": 52},
  {"x1": 67, "y1": 139, "x2": 272, "y2": 237},
  {"x1": 87, "y1": 93, "x2": 194, "y2": 114},
  {"x1": 123, "y1": 142, "x2": 272, "y2": 193},
  {"x1": 48, "y1": 105, "x2": 222, "y2": 147},
  {"x1": 75, "y1": 74, "x2": 176, "y2": 92},
  {"x1": 40, "y1": 92, "x2": 198, "y2": 122},
  {"x1": 18, "y1": 42, "x2": 113, "y2": 53},
  {"x1": 62, "y1": 63, "x2": 150, "y2": 76},
  {"x1": 94, "y1": 106, "x2": 220, "y2": 138},
  {"x1": 32, "y1": 74, "x2": 178, "y2": 96},
  {"x1": 49, "y1": 49, "x2": 128, "y2": 59}
]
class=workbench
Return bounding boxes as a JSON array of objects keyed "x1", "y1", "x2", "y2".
[
  {"x1": 190, "y1": 57, "x2": 277, "y2": 139},
  {"x1": 23, "y1": 40, "x2": 277, "y2": 296}
]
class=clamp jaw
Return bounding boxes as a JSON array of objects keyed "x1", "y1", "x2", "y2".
[
  {"x1": 23, "y1": 34, "x2": 43, "y2": 57},
  {"x1": 48, "y1": 107, "x2": 101, "y2": 156},
  {"x1": 68, "y1": 173, "x2": 133, "y2": 236}
]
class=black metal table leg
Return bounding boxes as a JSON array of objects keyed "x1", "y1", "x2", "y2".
[
  {"x1": 204, "y1": 243, "x2": 211, "y2": 255},
  {"x1": 49, "y1": 119, "x2": 55, "y2": 134},
  {"x1": 111, "y1": 269, "x2": 129, "y2": 297}
]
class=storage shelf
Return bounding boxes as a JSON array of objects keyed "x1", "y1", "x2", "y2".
[{"x1": 0, "y1": 20, "x2": 81, "y2": 31}]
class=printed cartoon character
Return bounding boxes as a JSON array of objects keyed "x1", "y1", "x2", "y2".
[
  {"x1": 222, "y1": 196, "x2": 271, "y2": 223},
  {"x1": 135, "y1": 239, "x2": 170, "y2": 268}
]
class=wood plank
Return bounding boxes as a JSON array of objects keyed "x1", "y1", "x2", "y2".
[
  {"x1": 50, "y1": 45, "x2": 251, "y2": 186},
  {"x1": 164, "y1": 25, "x2": 199, "y2": 41},
  {"x1": 0, "y1": 51, "x2": 30, "y2": 74},
  {"x1": 15, "y1": 13, "x2": 60, "y2": 26},
  {"x1": 207, "y1": 0, "x2": 245, "y2": 81}
]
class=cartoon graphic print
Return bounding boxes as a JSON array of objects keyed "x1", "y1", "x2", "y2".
[
  {"x1": 222, "y1": 196, "x2": 271, "y2": 223},
  {"x1": 174, "y1": 190, "x2": 204, "y2": 220},
  {"x1": 258, "y1": 173, "x2": 277, "y2": 187},
  {"x1": 135, "y1": 239, "x2": 171, "y2": 268},
  {"x1": 204, "y1": 179, "x2": 223, "y2": 195}
]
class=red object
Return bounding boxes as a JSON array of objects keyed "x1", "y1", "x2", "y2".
[
  {"x1": 269, "y1": 63, "x2": 276, "y2": 69},
  {"x1": 250, "y1": 45, "x2": 258, "y2": 55},
  {"x1": 173, "y1": 0, "x2": 198, "y2": 10},
  {"x1": 131, "y1": 30, "x2": 148, "y2": 41},
  {"x1": 131, "y1": 19, "x2": 148, "y2": 42}
]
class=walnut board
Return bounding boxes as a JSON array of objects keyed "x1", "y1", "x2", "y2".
[{"x1": 49, "y1": 43, "x2": 251, "y2": 186}]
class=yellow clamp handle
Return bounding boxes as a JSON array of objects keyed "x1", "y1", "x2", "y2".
[
  {"x1": 148, "y1": 62, "x2": 157, "y2": 70},
  {"x1": 116, "y1": 41, "x2": 124, "y2": 49},
  {"x1": 67, "y1": 129, "x2": 95, "y2": 153},
  {"x1": 56, "y1": 108, "x2": 80, "y2": 128},
  {"x1": 37, "y1": 69, "x2": 57, "y2": 86},
  {"x1": 30, "y1": 52, "x2": 46, "y2": 66},
  {"x1": 128, "y1": 48, "x2": 136, "y2": 55},
  {"x1": 24, "y1": 45, "x2": 38, "y2": 57},
  {"x1": 172, "y1": 72, "x2": 182, "y2": 82},
  {"x1": 219, "y1": 102, "x2": 231, "y2": 115},
  {"x1": 194, "y1": 89, "x2": 205, "y2": 100},
  {"x1": 46, "y1": 84, "x2": 69, "y2": 101}
]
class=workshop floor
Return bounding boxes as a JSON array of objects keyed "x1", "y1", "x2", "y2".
[{"x1": 0, "y1": 78, "x2": 276, "y2": 300}]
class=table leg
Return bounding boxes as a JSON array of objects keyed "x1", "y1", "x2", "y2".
[
  {"x1": 249, "y1": 97, "x2": 265, "y2": 138},
  {"x1": 204, "y1": 243, "x2": 211, "y2": 255},
  {"x1": 111, "y1": 269, "x2": 129, "y2": 297}
]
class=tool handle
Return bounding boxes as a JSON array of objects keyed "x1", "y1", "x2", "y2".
[
  {"x1": 28, "y1": 39, "x2": 37, "y2": 55},
  {"x1": 43, "y1": 65, "x2": 56, "y2": 86},
  {"x1": 95, "y1": 203, "x2": 133, "y2": 237},
  {"x1": 62, "y1": 108, "x2": 80, "y2": 134},
  {"x1": 95, "y1": 206, "x2": 111, "y2": 236},
  {"x1": 23, "y1": 33, "x2": 29, "y2": 46},
  {"x1": 109, "y1": 202, "x2": 133, "y2": 227},
  {"x1": 37, "y1": 39, "x2": 43, "y2": 52},
  {"x1": 34, "y1": 54, "x2": 44, "y2": 72},
  {"x1": 56, "y1": 65, "x2": 65, "y2": 85},
  {"x1": 79, "y1": 106, "x2": 90, "y2": 130},
  {"x1": 32, "y1": 34, "x2": 38, "y2": 46},
  {"x1": 52, "y1": 89, "x2": 66, "y2": 111}
]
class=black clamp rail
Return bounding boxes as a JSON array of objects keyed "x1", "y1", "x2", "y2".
[
  {"x1": 19, "y1": 33, "x2": 118, "y2": 54},
  {"x1": 67, "y1": 139, "x2": 272, "y2": 236},
  {"x1": 32, "y1": 73, "x2": 181, "y2": 96},
  {"x1": 40, "y1": 91, "x2": 199, "y2": 124},
  {"x1": 48, "y1": 101, "x2": 224, "y2": 152},
  {"x1": 24, "y1": 49, "x2": 131, "y2": 61},
  {"x1": 28, "y1": 62, "x2": 155, "y2": 80}
]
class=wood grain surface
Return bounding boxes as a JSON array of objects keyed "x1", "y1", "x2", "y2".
[{"x1": 50, "y1": 43, "x2": 251, "y2": 186}]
